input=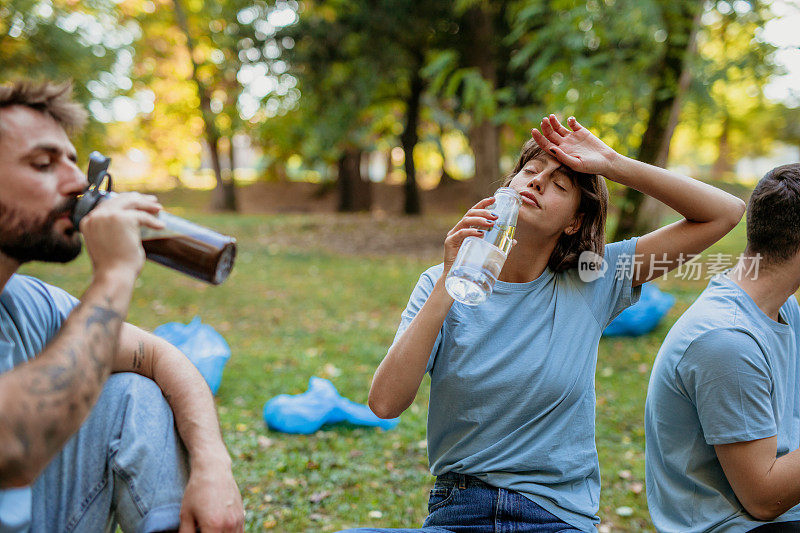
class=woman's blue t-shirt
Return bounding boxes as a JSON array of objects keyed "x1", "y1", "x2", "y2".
[{"x1": 393, "y1": 238, "x2": 641, "y2": 532}]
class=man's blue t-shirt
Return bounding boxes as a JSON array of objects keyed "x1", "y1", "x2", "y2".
[
  {"x1": 645, "y1": 274, "x2": 800, "y2": 532},
  {"x1": 394, "y1": 238, "x2": 641, "y2": 532},
  {"x1": 0, "y1": 275, "x2": 78, "y2": 532}
]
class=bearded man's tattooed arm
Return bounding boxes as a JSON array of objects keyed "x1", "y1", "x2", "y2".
[{"x1": 0, "y1": 271, "x2": 135, "y2": 487}]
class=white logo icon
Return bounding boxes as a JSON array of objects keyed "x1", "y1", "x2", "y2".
[{"x1": 578, "y1": 251, "x2": 607, "y2": 282}]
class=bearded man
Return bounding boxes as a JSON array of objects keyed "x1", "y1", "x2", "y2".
[{"x1": 0, "y1": 80, "x2": 243, "y2": 533}]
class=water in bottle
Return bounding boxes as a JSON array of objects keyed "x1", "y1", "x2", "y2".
[{"x1": 445, "y1": 187, "x2": 521, "y2": 305}]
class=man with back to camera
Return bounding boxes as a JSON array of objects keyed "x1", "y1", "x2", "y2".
[
  {"x1": 0, "y1": 80, "x2": 244, "y2": 532},
  {"x1": 645, "y1": 162, "x2": 800, "y2": 532}
]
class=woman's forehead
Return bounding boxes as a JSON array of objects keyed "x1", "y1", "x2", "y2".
[
  {"x1": 524, "y1": 155, "x2": 574, "y2": 181},
  {"x1": 525, "y1": 152, "x2": 558, "y2": 166}
]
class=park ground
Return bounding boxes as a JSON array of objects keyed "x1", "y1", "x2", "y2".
[{"x1": 21, "y1": 182, "x2": 751, "y2": 532}]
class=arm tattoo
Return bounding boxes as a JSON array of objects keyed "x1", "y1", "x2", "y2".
[
  {"x1": 132, "y1": 341, "x2": 145, "y2": 370},
  {"x1": 27, "y1": 346, "x2": 78, "y2": 394},
  {"x1": 0, "y1": 291, "x2": 129, "y2": 485},
  {"x1": 85, "y1": 304, "x2": 122, "y2": 335}
]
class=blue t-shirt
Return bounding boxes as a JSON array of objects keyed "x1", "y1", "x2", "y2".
[
  {"x1": 395, "y1": 238, "x2": 641, "y2": 532},
  {"x1": 645, "y1": 274, "x2": 800, "y2": 532},
  {"x1": 0, "y1": 275, "x2": 78, "y2": 532}
]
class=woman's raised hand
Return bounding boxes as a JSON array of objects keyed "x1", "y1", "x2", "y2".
[
  {"x1": 531, "y1": 115, "x2": 618, "y2": 176},
  {"x1": 443, "y1": 197, "x2": 496, "y2": 275}
]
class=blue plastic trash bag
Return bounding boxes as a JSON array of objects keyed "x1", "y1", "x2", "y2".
[
  {"x1": 603, "y1": 283, "x2": 675, "y2": 337},
  {"x1": 154, "y1": 316, "x2": 231, "y2": 395},
  {"x1": 263, "y1": 377, "x2": 399, "y2": 434}
]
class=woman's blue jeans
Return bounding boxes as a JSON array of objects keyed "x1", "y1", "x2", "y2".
[
  {"x1": 30, "y1": 373, "x2": 188, "y2": 533},
  {"x1": 340, "y1": 472, "x2": 583, "y2": 532}
]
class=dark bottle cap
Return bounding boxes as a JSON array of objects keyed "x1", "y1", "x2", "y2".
[{"x1": 71, "y1": 151, "x2": 113, "y2": 227}]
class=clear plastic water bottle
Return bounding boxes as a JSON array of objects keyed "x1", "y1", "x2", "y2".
[{"x1": 445, "y1": 187, "x2": 521, "y2": 305}]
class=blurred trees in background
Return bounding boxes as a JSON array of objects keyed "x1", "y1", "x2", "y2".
[
  {"x1": 1, "y1": 0, "x2": 795, "y2": 228},
  {"x1": 0, "y1": 0, "x2": 129, "y2": 155}
]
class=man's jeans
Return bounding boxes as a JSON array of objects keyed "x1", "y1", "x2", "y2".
[
  {"x1": 340, "y1": 472, "x2": 583, "y2": 532},
  {"x1": 31, "y1": 373, "x2": 188, "y2": 533}
]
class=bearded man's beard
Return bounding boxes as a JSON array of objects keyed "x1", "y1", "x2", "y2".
[{"x1": 0, "y1": 197, "x2": 82, "y2": 264}]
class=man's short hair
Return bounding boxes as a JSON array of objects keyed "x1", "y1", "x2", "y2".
[
  {"x1": 0, "y1": 80, "x2": 87, "y2": 135},
  {"x1": 746, "y1": 163, "x2": 800, "y2": 265}
]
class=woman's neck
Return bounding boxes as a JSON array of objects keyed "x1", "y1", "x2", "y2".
[{"x1": 498, "y1": 231, "x2": 559, "y2": 283}]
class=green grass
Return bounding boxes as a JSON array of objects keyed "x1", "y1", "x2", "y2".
[{"x1": 19, "y1": 206, "x2": 749, "y2": 532}]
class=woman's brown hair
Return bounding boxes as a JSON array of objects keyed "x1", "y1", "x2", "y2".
[{"x1": 502, "y1": 139, "x2": 608, "y2": 273}]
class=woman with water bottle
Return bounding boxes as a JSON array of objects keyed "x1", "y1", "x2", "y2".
[{"x1": 349, "y1": 115, "x2": 745, "y2": 532}]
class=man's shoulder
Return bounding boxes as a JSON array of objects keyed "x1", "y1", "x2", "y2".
[
  {"x1": 653, "y1": 281, "x2": 756, "y2": 374},
  {"x1": 684, "y1": 327, "x2": 762, "y2": 360},
  {"x1": 781, "y1": 294, "x2": 800, "y2": 325},
  {"x1": 658, "y1": 324, "x2": 760, "y2": 374},
  {"x1": 3, "y1": 274, "x2": 78, "y2": 318},
  {"x1": 3, "y1": 274, "x2": 51, "y2": 303},
  {"x1": 672, "y1": 277, "x2": 753, "y2": 335}
]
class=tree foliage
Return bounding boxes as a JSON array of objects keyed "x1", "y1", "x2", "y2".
[
  {"x1": 0, "y1": 0, "x2": 130, "y2": 158},
  {"x1": 2, "y1": 0, "x2": 791, "y2": 217}
]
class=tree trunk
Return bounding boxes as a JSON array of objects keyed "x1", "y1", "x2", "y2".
[
  {"x1": 337, "y1": 148, "x2": 371, "y2": 212},
  {"x1": 711, "y1": 115, "x2": 731, "y2": 181},
  {"x1": 400, "y1": 62, "x2": 424, "y2": 215},
  {"x1": 220, "y1": 135, "x2": 237, "y2": 211},
  {"x1": 205, "y1": 137, "x2": 227, "y2": 210},
  {"x1": 613, "y1": 2, "x2": 701, "y2": 241},
  {"x1": 384, "y1": 150, "x2": 394, "y2": 183},
  {"x1": 464, "y1": 5, "x2": 501, "y2": 200},
  {"x1": 172, "y1": 0, "x2": 237, "y2": 211},
  {"x1": 433, "y1": 126, "x2": 456, "y2": 188},
  {"x1": 469, "y1": 122, "x2": 502, "y2": 198}
]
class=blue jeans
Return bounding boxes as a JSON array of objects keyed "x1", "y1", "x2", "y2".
[
  {"x1": 340, "y1": 472, "x2": 583, "y2": 532},
  {"x1": 31, "y1": 373, "x2": 188, "y2": 533}
]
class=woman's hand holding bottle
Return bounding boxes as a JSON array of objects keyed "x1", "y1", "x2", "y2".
[{"x1": 442, "y1": 198, "x2": 497, "y2": 277}]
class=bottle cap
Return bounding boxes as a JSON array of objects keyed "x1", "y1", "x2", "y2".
[{"x1": 71, "y1": 152, "x2": 113, "y2": 227}]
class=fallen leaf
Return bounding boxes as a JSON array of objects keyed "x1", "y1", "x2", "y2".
[
  {"x1": 323, "y1": 363, "x2": 341, "y2": 377},
  {"x1": 309, "y1": 491, "x2": 331, "y2": 503}
]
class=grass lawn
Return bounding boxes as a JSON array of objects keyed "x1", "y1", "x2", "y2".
[{"x1": 19, "y1": 202, "x2": 750, "y2": 532}]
